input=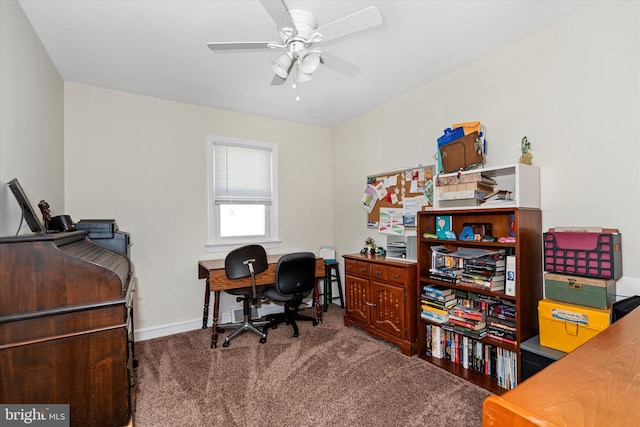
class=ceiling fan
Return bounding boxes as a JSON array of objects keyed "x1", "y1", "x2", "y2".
[{"x1": 207, "y1": 0, "x2": 383, "y2": 93}]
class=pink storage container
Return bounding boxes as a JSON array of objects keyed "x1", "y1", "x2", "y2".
[{"x1": 543, "y1": 230, "x2": 622, "y2": 279}]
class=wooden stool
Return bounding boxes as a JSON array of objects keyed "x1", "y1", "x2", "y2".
[{"x1": 321, "y1": 261, "x2": 344, "y2": 312}]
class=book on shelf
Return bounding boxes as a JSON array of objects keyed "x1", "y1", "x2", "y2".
[
  {"x1": 430, "y1": 265, "x2": 464, "y2": 277},
  {"x1": 439, "y1": 198, "x2": 485, "y2": 208},
  {"x1": 421, "y1": 303, "x2": 449, "y2": 317},
  {"x1": 488, "y1": 302, "x2": 517, "y2": 322},
  {"x1": 464, "y1": 265, "x2": 505, "y2": 276},
  {"x1": 429, "y1": 273, "x2": 460, "y2": 284},
  {"x1": 505, "y1": 255, "x2": 516, "y2": 296},
  {"x1": 422, "y1": 296, "x2": 457, "y2": 309},
  {"x1": 448, "y1": 316, "x2": 486, "y2": 331},
  {"x1": 483, "y1": 189, "x2": 514, "y2": 203},
  {"x1": 423, "y1": 284, "x2": 453, "y2": 296},
  {"x1": 438, "y1": 189, "x2": 489, "y2": 201},
  {"x1": 435, "y1": 215, "x2": 452, "y2": 239},
  {"x1": 486, "y1": 316, "x2": 517, "y2": 330},
  {"x1": 442, "y1": 322, "x2": 487, "y2": 340},
  {"x1": 487, "y1": 325, "x2": 517, "y2": 340},
  {"x1": 451, "y1": 305, "x2": 485, "y2": 322},
  {"x1": 459, "y1": 275, "x2": 505, "y2": 291},
  {"x1": 421, "y1": 310, "x2": 449, "y2": 324}
]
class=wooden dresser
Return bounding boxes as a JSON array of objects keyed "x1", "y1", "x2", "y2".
[
  {"x1": 482, "y1": 306, "x2": 640, "y2": 426},
  {"x1": 343, "y1": 253, "x2": 417, "y2": 356}
]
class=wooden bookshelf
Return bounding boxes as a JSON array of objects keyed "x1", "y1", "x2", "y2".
[{"x1": 416, "y1": 208, "x2": 542, "y2": 395}]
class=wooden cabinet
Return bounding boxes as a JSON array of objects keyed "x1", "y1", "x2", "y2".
[
  {"x1": 343, "y1": 254, "x2": 417, "y2": 356},
  {"x1": 416, "y1": 208, "x2": 542, "y2": 394}
]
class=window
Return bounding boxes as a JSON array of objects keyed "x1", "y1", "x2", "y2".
[{"x1": 207, "y1": 135, "x2": 279, "y2": 251}]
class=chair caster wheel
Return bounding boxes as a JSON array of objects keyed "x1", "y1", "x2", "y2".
[
  {"x1": 293, "y1": 332, "x2": 299, "y2": 338},
  {"x1": 312, "y1": 320, "x2": 318, "y2": 326},
  {"x1": 271, "y1": 325, "x2": 278, "y2": 329},
  {"x1": 259, "y1": 337, "x2": 267, "y2": 344},
  {"x1": 222, "y1": 341, "x2": 230, "y2": 348}
]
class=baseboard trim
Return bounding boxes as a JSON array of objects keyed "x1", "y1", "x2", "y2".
[{"x1": 134, "y1": 301, "x2": 315, "y2": 342}]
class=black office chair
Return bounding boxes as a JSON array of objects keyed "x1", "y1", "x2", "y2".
[
  {"x1": 262, "y1": 252, "x2": 318, "y2": 338},
  {"x1": 222, "y1": 244, "x2": 270, "y2": 347}
]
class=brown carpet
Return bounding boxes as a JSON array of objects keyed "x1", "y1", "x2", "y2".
[{"x1": 133, "y1": 306, "x2": 492, "y2": 427}]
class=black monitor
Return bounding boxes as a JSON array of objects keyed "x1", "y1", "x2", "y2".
[{"x1": 7, "y1": 178, "x2": 46, "y2": 234}]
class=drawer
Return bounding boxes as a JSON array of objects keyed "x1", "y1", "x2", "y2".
[
  {"x1": 370, "y1": 264, "x2": 388, "y2": 281},
  {"x1": 345, "y1": 259, "x2": 371, "y2": 278},
  {"x1": 386, "y1": 266, "x2": 406, "y2": 285}
]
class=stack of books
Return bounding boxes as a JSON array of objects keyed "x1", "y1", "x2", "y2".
[
  {"x1": 421, "y1": 285, "x2": 456, "y2": 323},
  {"x1": 487, "y1": 302, "x2": 517, "y2": 344},
  {"x1": 459, "y1": 250, "x2": 506, "y2": 291},
  {"x1": 445, "y1": 305, "x2": 487, "y2": 339}
]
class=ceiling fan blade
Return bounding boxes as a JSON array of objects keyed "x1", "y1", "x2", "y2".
[
  {"x1": 320, "y1": 51, "x2": 361, "y2": 77},
  {"x1": 207, "y1": 41, "x2": 277, "y2": 51},
  {"x1": 260, "y1": 0, "x2": 297, "y2": 36},
  {"x1": 270, "y1": 74, "x2": 287, "y2": 86},
  {"x1": 317, "y1": 6, "x2": 382, "y2": 44}
]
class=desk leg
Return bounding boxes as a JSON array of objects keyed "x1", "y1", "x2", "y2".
[
  {"x1": 202, "y1": 277, "x2": 211, "y2": 329},
  {"x1": 210, "y1": 290, "x2": 221, "y2": 348},
  {"x1": 314, "y1": 278, "x2": 323, "y2": 324}
]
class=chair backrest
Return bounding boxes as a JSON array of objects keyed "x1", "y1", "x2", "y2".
[
  {"x1": 274, "y1": 252, "x2": 316, "y2": 297},
  {"x1": 225, "y1": 244, "x2": 268, "y2": 280}
]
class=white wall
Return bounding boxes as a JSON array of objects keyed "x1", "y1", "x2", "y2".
[
  {"x1": 0, "y1": 0, "x2": 64, "y2": 236},
  {"x1": 332, "y1": 2, "x2": 640, "y2": 295},
  {"x1": 64, "y1": 84, "x2": 333, "y2": 338},
  {"x1": 6, "y1": 0, "x2": 639, "y2": 342}
]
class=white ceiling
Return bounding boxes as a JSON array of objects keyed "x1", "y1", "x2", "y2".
[{"x1": 19, "y1": 0, "x2": 590, "y2": 128}]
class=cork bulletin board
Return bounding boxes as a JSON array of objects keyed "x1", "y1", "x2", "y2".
[{"x1": 362, "y1": 165, "x2": 435, "y2": 233}]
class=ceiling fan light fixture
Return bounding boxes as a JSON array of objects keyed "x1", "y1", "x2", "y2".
[
  {"x1": 299, "y1": 50, "x2": 321, "y2": 74},
  {"x1": 296, "y1": 69, "x2": 314, "y2": 83},
  {"x1": 271, "y1": 52, "x2": 293, "y2": 78}
]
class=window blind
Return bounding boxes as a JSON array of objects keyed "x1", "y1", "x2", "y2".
[{"x1": 214, "y1": 142, "x2": 272, "y2": 204}]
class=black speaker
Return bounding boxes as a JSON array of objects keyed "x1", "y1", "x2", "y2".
[
  {"x1": 611, "y1": 295, "x2": 640, "y2": 323},
  {"x1": 49, "y1": 215, "x2": 75, "y2": 232}
]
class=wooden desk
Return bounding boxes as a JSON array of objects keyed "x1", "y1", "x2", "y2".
[
  {"x1": 482, "y1": 306, "x2": 640, "y2": 426},
  {"x1": 198, "y1": 255, "x2": 325, "y2": 348}
]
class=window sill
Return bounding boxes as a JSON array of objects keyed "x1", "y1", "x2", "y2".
[{"x1": 205, "y1": 239, "x2": 282, "y2": 253}]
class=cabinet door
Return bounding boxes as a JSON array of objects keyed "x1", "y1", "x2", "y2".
[
  {"x1": 345, "y1": 274, "x2": 369, "y2": 324},
  {"x1": 370, "y1": 281, "x2": 405, "y2": 338}
]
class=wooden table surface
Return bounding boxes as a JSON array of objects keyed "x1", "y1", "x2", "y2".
[{"x1": 483, "y1": 306, "x2": 640, "y2": 426}]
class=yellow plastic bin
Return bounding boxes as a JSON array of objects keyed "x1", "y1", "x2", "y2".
[{"x1": 538, "y1": 298, "x2": 611, "y2": 353}]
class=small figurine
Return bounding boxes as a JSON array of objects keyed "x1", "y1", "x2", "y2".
[
  {"x1": 361, "y1": 237, "x2": 377, "y2": 255},
  {"x1": 518, "y1": 136, "x2": 532, "y2": 165},
  {"x1": 38, "y1": 199, "x2": 52, "y2": 230}
]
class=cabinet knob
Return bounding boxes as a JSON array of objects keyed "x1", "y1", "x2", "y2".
[
  {"x1": 375, "y1": 270, "x2": 382, "y2": 276},
  {"x1": 360, "y1": 268, "x2": 367, "y2": 273},
  {"x1": 391, "y1": 273, "x2": 399, "y2": 279}
]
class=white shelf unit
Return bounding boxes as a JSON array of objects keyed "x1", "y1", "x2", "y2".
[{"x1": 433, "y1": 163, "x2": 540, "y2": 210}]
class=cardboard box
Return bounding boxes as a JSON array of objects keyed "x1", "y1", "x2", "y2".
[
  {"x1": 544, "y1": 273, "x2": 616, "y2": 309},
  {"x1": 440, "y1": 131, "x2": 484, "y2": 173},
  {"x1": 538, "y1": 298, "x2": 611, "y2": 353}
]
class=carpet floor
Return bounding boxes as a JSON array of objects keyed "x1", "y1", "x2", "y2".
[{"x1": 133, "y1": 305, "x2": 491, "y2": 426}]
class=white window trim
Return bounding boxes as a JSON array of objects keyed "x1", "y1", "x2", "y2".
[{"x1": 205, "y1": 135, "x2": 280, "y2": 253}]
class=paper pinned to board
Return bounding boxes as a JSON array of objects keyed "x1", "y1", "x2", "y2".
[
  {"x1": 378, "y1": 208, "x2": 404, "y2": 235},
  {"x1": 361, "y1": 184, "x2": 378, "y2": 213}
]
